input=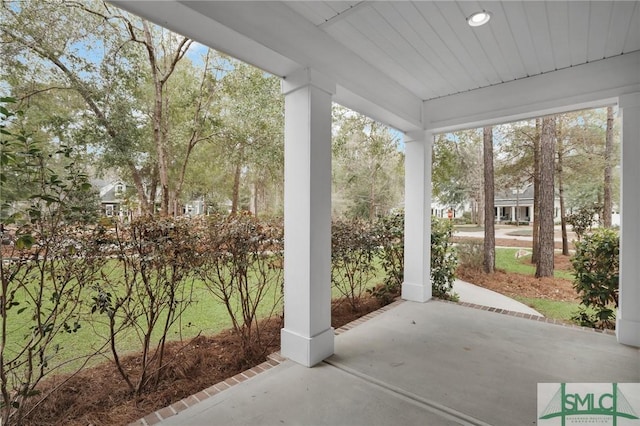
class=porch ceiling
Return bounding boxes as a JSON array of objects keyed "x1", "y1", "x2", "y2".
[{"x1": 111, "y1": 1, "x2": 640, "y2": 132}]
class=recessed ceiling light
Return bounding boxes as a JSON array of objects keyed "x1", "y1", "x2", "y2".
[{"x1": 467, "y1": 10, "x2": 491, "y2": 27}]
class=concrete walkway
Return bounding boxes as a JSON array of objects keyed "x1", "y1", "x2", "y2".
[
  {"x1": 453, "y1": 279, "x2": 542, "y2": 316},
  {"x1": 154, "y1": 300, "x2": 638, "y2": 426}
]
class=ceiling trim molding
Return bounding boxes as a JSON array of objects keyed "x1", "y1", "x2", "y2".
[{"x1": 423, "y1": 51, "x2": 640, "y2": 133}]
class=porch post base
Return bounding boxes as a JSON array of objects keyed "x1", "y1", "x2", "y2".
[
  {"x1": 402, "y1": 281, "x2": 432, "y2": 303},
  {"x1": 616, "y1": 317, "x2": 640, "y2": 347},
  {"x1": 281, "y1": 327, "x2": 334, "y2": 367}
]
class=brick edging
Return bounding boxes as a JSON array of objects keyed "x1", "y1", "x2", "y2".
[
  {"x1": 435, "y1": 298, "x2": 616, "y2": 336},
  {"x1": 130, "y1": 300, "x2": 405, "y2": 425},
  {"x1": 132, "y1": 296, "x2": 611, "y2": 425},
  {"x1": 129, "y1": 352, "x2": 287, "y2": 426}
]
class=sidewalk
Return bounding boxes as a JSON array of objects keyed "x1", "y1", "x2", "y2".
[{"x1": 453, "y1": 279, "x2": 542, "y2": 317}]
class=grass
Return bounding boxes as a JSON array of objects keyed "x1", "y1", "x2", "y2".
[
  {"x1": 4, "y1": 256, "x2": 388, "y2": 376},
  {"x1": 495, "y1": 248, "x2": 574, "y2": 280},
  {"x1": 504, "y1": 229, "x2": 533, "y2": 237},
  {"x1": 512, "y1": 296, "x2": 580, "y2": 322}
]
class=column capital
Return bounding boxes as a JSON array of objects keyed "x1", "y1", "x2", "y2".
[
  {"x1": 404, "y1": 129, "x2": 433, "y2": 145},
  {"x1": 619, "y1": 92, "x2": 640, "y2": 109},
  {"x1": 282, "y1": 68, "x2": 336, "y2": 97}
]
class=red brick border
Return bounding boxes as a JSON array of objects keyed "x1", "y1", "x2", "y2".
[
  {"x1": 436, "y1": 298, "x2": 616, "y2": 335},
  {"x1": 129, "y1": 300, "x2": 405, "y2": 425},
  {"x1": 128, "y1": 352, "x2": 288, "y2": 426}
]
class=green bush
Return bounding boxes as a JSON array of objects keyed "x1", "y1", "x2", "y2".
[
  {"x1": 92, "y1": 216, "x2": 200, "y2": 395},
  {"x1": 331, "y1": 218, "x2": 377, "y2": 312},
  {"x1": 370, "y1": 211, "x2": 404, "y2": 304},
  {"x1": 0, "y1": 97, "x2": 107, "y2": 425},
  {"x1": 431, "y1": 218, "x2": 458, "y2": 300},
  {"x1": 570, "y1": 228, "x2": 619, "y2": 329},
  {"x1": 196, "y1": 213, "x2": 284, "y2": 362},
  {"x1": 456, "y1": 240, "x2": 484, "y2": 270},
  {"x1": 566, "y1": 204, "x2": 601, "y2": 240}
]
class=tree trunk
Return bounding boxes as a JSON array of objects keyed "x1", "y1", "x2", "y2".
[
  {"x1": 231, "y1": 162, "x2": 242, "y2": 215},
  {"x1": 556, "y1": 120, "x2": 569, "y2": 256},
  {"x1": 536, "y1": 116, "x2": 556, "y2": 278},
  {"x1": 531, "y1": 119, "x2": 541, "y2": 264},
  {"x1": 603, "y1": 106, "x2": 614, "y2": 228},
  {"x1": 483, "y1": 127, "x2": 495, "y2": 274}
]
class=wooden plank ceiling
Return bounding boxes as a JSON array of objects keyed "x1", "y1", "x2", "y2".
[{"x1": 285, "y1": 1, "x2": 640, "y2": 101}]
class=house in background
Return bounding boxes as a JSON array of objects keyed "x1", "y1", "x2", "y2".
[
  {"x1": 92, "y1": 179, "x2": 128, "y2": 219},
  {"x1": 494, "y1": 184, "x2": 560, "y2": 224}
]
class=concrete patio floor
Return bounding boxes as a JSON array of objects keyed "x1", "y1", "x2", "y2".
[{"x1": 150, "y1": 300, "x2": 638, "y2": 426}]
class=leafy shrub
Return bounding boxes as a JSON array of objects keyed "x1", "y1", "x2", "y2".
[
  {"x1": 91, "y1": 216, "x2": 199, "y2": 395},
  {"x1": 570, "y1": 228, "x2": 619, "y2": 329},
  {"x1": 370, "y1": 211, "x2": 404, "y2": 304},
  {"x1": 566, "y1": 204, "x2": 601, "y2": 240},
  {"x1": 1, "y1": 97, "x2": 106, "y2": 425},
  {"x1": 197, "y1": 213, "x2": 283, "y2": 362},
  {"x1": 456, "y1": 240, "x2": 484, "y2": 270},
  {"x1": 431, "y1": 217, "x2": 458, "y2": 300},
  {"x1": 331, "y1": 218, "x2": 377, "y2": 312}
]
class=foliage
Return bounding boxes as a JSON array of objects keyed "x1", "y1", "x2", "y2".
[
  {"x1": 331, "y1": 219, "x2": 377, "y2": 312},
  {"x1": 570, "y1": 228, "x2": 619, "y2": 329},
  {"x1": 196, "y1": 214, "x2": 283, "y2": 362},
  {"x1": 332, "y1": 106, "x2": 404, "y2": 220},
  {"x1": 566, "y1": 204, "x2": 601, "y2": 240},
  {"x1": 0, "y1": 98, "x2": 107, "y2": 425},
  {"x1": 369, "y1": 211, "x2": 404, "y2": 304},
  {"x1": 215, "y1": 61, "x2": 284, "y2": 216},
  {"x1": 430, "y1": 218, "x2": 458, "y2": 300},
  {"x1": 456, "y1": 240, "x2": 484, "y2": 270},
  {"x1": 91, "y1": 217, "x2": 199, "y2": 395}
]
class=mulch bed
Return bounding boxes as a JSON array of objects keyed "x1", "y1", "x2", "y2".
[
  {"x1": 457, "y1": 252, "x2": 578, "y2": 303},
  {"x1": 22, "y1": 296, "x2": 386, "y2": 426}
]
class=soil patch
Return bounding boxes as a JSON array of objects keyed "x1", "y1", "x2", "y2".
[
  {"x1": 457, "y1": 252, "x2": 578, "y2": 303},
  {"x1": 23, "y1": 296, "x2": 386, "y2": 426}
]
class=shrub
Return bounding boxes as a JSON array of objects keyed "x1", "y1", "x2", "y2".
[
  {"x1": 456, "y1": 240, "x2": 484, "y2": 270},
  {"x1": 566, "y1": 204, "x2": 601, "y2": 240},
  {"x1": 570, "y1": 228, "x2": 619, "y2": 329},
  {"x1": 91, "y1": 216, "x2": 199, "y2": 395},
  {"x1": 370, "y1": 211, "x2": 404, "y2": 304},
  {"x1": 431, "y1": 218, "x2": 458, "y2": 300},
  {"x1": 1, "y1": 98, "x2": 106, "y2": 425},
  {"x1": 331, "y1": 218, "x2": 377, "y2": 312},
  {"x1": 196, "y1": 214, "x2": 283, "y2": 363}
]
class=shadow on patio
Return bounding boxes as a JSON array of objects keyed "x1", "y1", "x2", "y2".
[{"x1": 137, "y1": 300, "x2": 639, "y2": 426}]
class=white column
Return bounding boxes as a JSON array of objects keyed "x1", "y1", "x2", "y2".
[
  {"x1": 617, "y1": 92, "x2": 640, "y2": 347},
  {"x1": 511, "y1": 206, "x2": 515, "y2": 222},
  {"x1": 280, "y1": 68, "x2": 335, "y2": 366},
  {"x1": 402, "y1": 130, "x2": 433, "y2": 302}
]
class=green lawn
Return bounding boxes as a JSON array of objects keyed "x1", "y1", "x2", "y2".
[
  {"x1": 504, "y1": 229, "x2": 533, "y2": 237},
  {"x1": 495, "y1": 248, "x2": 574, "y2": 280},
  {"x1": 494, "y1": 247, "x2": 581, "y2": 323},
  {"x1": 512, "y1": 296, "x2": 580, "y2": 322},
  {"x1": 4, "y1": 256, "x2": 387, "y2": 375}
]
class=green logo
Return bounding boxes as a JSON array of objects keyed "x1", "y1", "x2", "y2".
[{"x1": 539, "y1": 383, "x2": 639, "y2": 426}]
